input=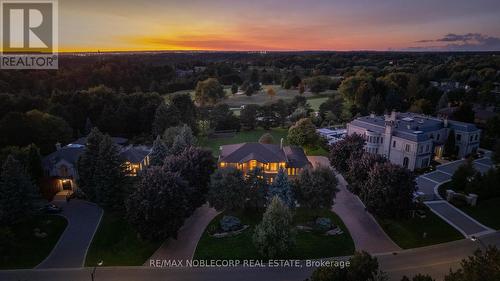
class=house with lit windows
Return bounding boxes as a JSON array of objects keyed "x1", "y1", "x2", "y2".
[
  {"x1": 347, "y1": 111, "x2": 481, "y2": 171},
  {"x1": 42, "y1": 136, "x2": 150, "y2": 198},
  {"x1": 218, "y1": 142, "x2": 311, "y2": 182}
]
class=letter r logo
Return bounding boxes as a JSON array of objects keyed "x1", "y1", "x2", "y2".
[{"x1": 1, "y1": 1, "x2": 57, "y2": 53}]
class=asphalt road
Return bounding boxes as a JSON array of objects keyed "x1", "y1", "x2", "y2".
[{"x1": 2, "y1": 232, "x2": 499, "y2": 281}]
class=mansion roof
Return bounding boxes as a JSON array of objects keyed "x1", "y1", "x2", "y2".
[{"x1": 219, "y1": 142, "x2": 309, "y2": 168}]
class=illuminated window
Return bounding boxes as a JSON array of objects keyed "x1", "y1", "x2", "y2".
[{"x1": 250, "y1": 160, "x2": 257, "y2": 170}]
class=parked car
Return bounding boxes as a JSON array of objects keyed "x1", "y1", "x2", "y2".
[{"x1": 40, "y1": 204, "x2": 62, "y2": 214}]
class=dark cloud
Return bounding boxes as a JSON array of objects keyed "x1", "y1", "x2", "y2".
[{"x1": 408, "y1": 33, "x2": 500, "y2": 51}]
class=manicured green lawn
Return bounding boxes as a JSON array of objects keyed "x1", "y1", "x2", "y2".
[
  {"x1": 307, "y1": 97, "x2": 329, "y2": 111},
  {"x1": 377, "y1": 207, "x2": 463, "y2": 249},
  {"x1": 199, "y1": 128, "x2": 289, "y2": 157},
  {"x1": 1, "y1": 215, "x2": 67, "y2": 269},
  {"x1": 194, "y1": 208, "x2": 355, "y2": 260},
  {"x1": 459, "y1": 198, "x2": 500, "y2": 230},
  {"x1": 85, "y1": 213, "x2": 161, "y2": 266}
]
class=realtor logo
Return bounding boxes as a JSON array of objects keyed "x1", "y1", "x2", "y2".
[{"x1": 1, "y1": 0, "x2": 58, "y2": 69}]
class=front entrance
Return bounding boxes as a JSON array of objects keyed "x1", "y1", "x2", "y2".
[
  {"x1": 62, "y1": 179, "x2": 73, "y2": 191},
  {"x1": 434, "y1": 145, "x2": 443, "y2": 160}
]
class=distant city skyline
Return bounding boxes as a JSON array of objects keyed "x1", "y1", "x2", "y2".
[{"x1": 59, "y1": 0, "x2": 500, "y2": 52}]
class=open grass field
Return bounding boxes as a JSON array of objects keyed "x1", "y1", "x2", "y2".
[
  {"x1": 194, "y1": 208, "x2": 355, "y2": 260},
  {"x1": 85, "y1": 213, "x2": 161, "y2": 266},
  {"x1": 377, "y1": 207, "x2": 463, "y2": 249},
  {"x1": 1, "y1": 215, "x2": 67, "y2": 269},
  {"x1": 168, "y1": 85, "x2": 335, "y2": 108}
]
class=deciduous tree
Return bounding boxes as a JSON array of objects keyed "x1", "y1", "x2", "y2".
[
  {"x1": 294, "y1": 167, "x2": 339, "y2": 209},
  {"x1": 287, "y1": 118, "x2": 318, "y2": 147},
  {"x1": 207, "y1": 168, "x2": 246, "y2": 212},
  {"x1": 328, "y1": 134, "x2": 365, "y2": 174},
  {"x1": 126, "y1": 167, "x2": 189, "y2": 241}
]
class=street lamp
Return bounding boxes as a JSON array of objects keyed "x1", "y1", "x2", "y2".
[{"x1": 91, "y1": 260, "x2": 103, "y2": 281}]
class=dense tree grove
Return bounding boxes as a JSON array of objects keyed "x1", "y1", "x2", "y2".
[
  {"x1": 0, "y1": 156, "x2": 39, "y2": 225},
  {"x1": 126, "y1": 167, "x2": 190, "y2": 241}
]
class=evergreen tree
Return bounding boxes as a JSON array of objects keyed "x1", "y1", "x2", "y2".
[
  {"x1": 170, "y1": 124, "x2": 197, "y2": 155},
  {"x1": 84, "y1": 117, "x2": 93, "y2": 136},
  {"x1": 245, "y1": 168, "x2": 268, "y2": 210},
  {"x1": 253, "y1": 196, "x2": 295, "y2": 258},
  {"x1": 149, "y1": 136, "x2": 169, "y2": 166},
  {"x1": 126, "y1": 167, "x2": 190, "y2": 240},
  {"x1": 0, "y1": 155, "x2": 38, "y2": 224},
  {"x1": 24, "y1": 144, "x2": 43, "y2": 183},
  {"x1": 170, "y1": 93, "x2": 198, "y2": 135},
  {"x1": 152, "y1": 103, "x2": 180, "y2": 136},
  {"x1": 77, "y1": 127, "x2": 104, "y2": 200},
  {"x1": 437, "y1": 92, "x2": 449, "y2": 110},
  {"x1": 93, "y1": 135, "x2": 126, "y2": 210},
  {"x1": 268, "y1": 168, "x2": 294, "y2": 208}
]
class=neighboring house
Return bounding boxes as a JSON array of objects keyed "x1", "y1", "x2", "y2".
[
  {"x1": 347, "y1": 111, "x2": 481, "y2": 171},
  {"x1": 119, "y1": 145, "x2": 151, "y2": 176},
  {"x1": 430, "y1": 81, "x2": 470, "y2": 93},
  {"x1": 42, "y1": 136, "x2": 151, "y2": 196},
  {"x1": 218, "y1": 142, "x2": 311, "y2": 182},
  {"x1": 317, "y1": 128, "x2": 347, "y2": 145}
]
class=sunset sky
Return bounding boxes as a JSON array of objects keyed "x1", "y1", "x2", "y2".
[{"x1": 59, "y1": 0, "x2": 500, "y2": 52}]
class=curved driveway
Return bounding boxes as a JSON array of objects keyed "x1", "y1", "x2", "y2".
[
  {"x1": 146, "y1": 204, "x2": 219, "y2": 264},
  {"x1": 308, "y1": 156, "x2": 401, "y2": 254},
  {"x1": 37, "y1": 200, "x2": 103, "y2": 268},
  {"x1": 417, "y1": 155, "x2": 495, "y2": 238}
]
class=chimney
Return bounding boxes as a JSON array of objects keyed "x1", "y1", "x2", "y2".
[
  {"x1": 55, "y1": 142, "x2": 62, "y2": 150},
  {"x1": 444, "y1": 117, "x2": 448, "y2": 128},
  {"x1": 280, "y1": 138, "x2": 284, "y2": 149},
  {"x1": 370, "y1": 112, "x2": 375, "y2": 118},
  {"x1": 390, "y1": 110, "x2": 397, "y2": 122}
]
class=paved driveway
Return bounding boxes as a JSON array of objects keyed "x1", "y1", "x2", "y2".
[
  {"x1": 308, "y1": 156, "x2": 401, "y2": 254},
  {"x1": 417, "y1": 156, "x2": 495, "y2": 238},
  {"x1": 37, "y1": 200, "x2": 103, "y2": 268},
  {"x1": 146, "y1": 204, "x2": 219, "y2": 264}
]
